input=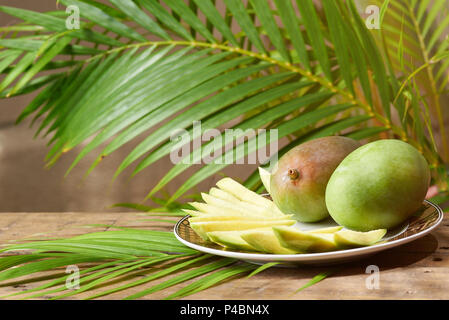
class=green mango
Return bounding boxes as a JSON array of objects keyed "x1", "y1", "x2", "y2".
[
  {"x1": 270, "y1": 136, "x2": 361, "y2": 222},
  {"x1": 334, "y1": 229, "x2": 387, "y2": 248},
  {"x1": 325, "y1": 139, "x2": 430, "y2": 231}
]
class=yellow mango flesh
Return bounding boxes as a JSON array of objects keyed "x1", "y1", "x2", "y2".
[
  {"x1": 191, "y1": 220, "x2": 296, "y2": 241},
  {"x1": 207, "y1": 231, "x2": 257, "y2": 251},
  {"x1": 241, "y1": 229, "x2": 298, "y2": 254},
  {"x1": 334, "y1": 229, "x2": 387, "y2": 247},
  {"x1": 273, "y1": 226, "x2": 337, "y2": 253}
]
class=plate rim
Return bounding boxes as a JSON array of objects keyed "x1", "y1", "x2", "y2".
[{"x1": 173, "y1": 200, "x2": 444, "y2": 262}]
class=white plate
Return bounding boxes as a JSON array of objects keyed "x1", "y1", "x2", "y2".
[{"x1": 174, "y1": 200, "x2": 443, "y2": 266}]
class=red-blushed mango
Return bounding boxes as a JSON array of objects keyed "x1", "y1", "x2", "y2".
[
  {"x1": 270, "y1": 136, "x2": 361, "y2": 222},
  {"x1": 325, "y1": 139, "x2": 430, "y2": 231}
]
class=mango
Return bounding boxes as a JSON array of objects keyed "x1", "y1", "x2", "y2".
[
  {"x1": 207, "y1": 231, "x2": 257, "y2": 251},
  {"x1": 190, "y1": 219, "x2": 296, "y2": 241},
  {"x1": 189, "y1": 215, "x2": 292, "y2": 223},
  {"x1": 308, "y1": 226, "x2": 343, "y2": 234},
  {"x1": 216, "y1": 178, "x2": 284, "y2": 216},
  {"x1": 270, "y1": 136, "x2": 360, "y2": 222},
  {"x1": 201, "y1": 193, "x2": 282, "y2": 218},
  {"x1": 273, "y1": 226, "x2": 338, "y2": 253},
  {"x1": 334, "y1": 229, "x2": 386, "y2": 248},
  {"x1": 240, "y1": 229, "x2": 298, "y2": 254},
  {"x1": 189, "y1": 202, "x2": 268, "y2": 218},
  {"x1": 209, "y1": 187, "x2": 241, "y2": 204},
  {"x1": 325, "y1": 139, "x2": 430, "y2": 231},
  {"x1": 258, "y1": 167, "x2": 272, "y2": 193}
]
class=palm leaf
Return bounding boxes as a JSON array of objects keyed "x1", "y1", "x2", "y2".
[
  {"x1": 294, "y1": 268, "x2": 339, "y2": 294},
  {"x1": 366, "y1": 0, "x2": 449, "y2": 161}
]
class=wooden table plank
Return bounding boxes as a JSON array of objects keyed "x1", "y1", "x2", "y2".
[{"x1": 0, "y1": 212, "x2": 448, "y2": 300}]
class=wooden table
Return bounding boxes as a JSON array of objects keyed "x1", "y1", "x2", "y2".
[{"x1": 0, "y1": 212, "x2": 448, "y2": 300}]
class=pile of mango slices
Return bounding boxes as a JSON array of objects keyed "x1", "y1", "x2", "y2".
[{"x1": 184, "y1": 177, "x2": 386, "y2": 254}]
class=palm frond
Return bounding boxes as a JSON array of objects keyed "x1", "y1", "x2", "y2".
[
  {"x1": 0, "y1": 227, "x2": 253, "y2": 300},
  {"x1": 366, "y1": 0, "x2": 449, "y2": 162}
]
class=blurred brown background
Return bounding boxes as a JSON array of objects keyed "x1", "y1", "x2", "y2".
[{"x1": 0, "y1": 0, "x2": 253, "y2": 212}]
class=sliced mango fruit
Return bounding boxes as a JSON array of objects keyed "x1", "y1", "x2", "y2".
[
  {"x1": 334, "y1": 229, "x2": 387, "y2": 247},
  {"x1": 307, "y1": 226, "x2": 343, "y2": 234},
  {"x1": 216, "y1": 178, "x2": 284, "y2": 216},
  {"x1": 188, "y1": 202, "x2": 263, "y2": 218},
  {"x1": 191, "y1": 220, "x2": 296, "y2": 241},
  {"x1": 241, "y1": 229, "x2": 298, "y2": 254},
  {"x1": 209, "y1": 187, "x2": 241, "y2": 204},
  {"x1": 273, "y1": 226, "x2": 337, "y2": 253},
  {"x1": 208, "y1": 231, "x2": 257, "y2": 251},
  {"x1": 185, "y1": 177, "x2": 388, "y2": 254},
  {"x1": 189, "y1": 215, "x2": 289, "y2": 223},
  {"x1": 258, "y1": 167, "x2": 272, "y2": 194},
  {"x1": 201, "y1": 193, "x2": 283, "y2": 218}
]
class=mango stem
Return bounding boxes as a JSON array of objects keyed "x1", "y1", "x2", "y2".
[{"x1": 288, "y1": 169, "x2": 299, "y2": 180}]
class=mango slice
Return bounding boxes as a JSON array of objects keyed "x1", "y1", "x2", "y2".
[
  {"x1": 241, "y1": 229, "x2": 298, "y2": 254},
  {"x1": 189, "y1": 215, "x2": 290, "y2": 223},
  {"x1": 208, "y1": 187, "x2": 241, "y2": 204},
  {"x1": 201, "y1": 193, "x2": 283, "y2": 219},
  {"x1": 191, "y1": 220, "x2": 296, "y2": 241},
  {"x1": 207, "y1": 231, "x2": 257, "y2": 251},
  {"x1": 216, "y1": 178, "x2": 284, "y2": 216},
  {"x1": 334, "y1": 229, "x2": 387, "y2": 247},
  {"x1": 307, "y1": 226, "x2": 343, "y2": 234},
  {"x1": 273, "y1": 226, "x2": 337, "y2": 253},
  {"x1": 188, "y1": 202, "x2": 263, "y2": 218},
  {"x1": 258, "y1": 167, "x2": 272, "y2": 194}
]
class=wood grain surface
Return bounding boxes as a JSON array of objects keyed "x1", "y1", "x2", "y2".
[{"x1": 0, "y1": 212, "x2": 448, "y2": 300}]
